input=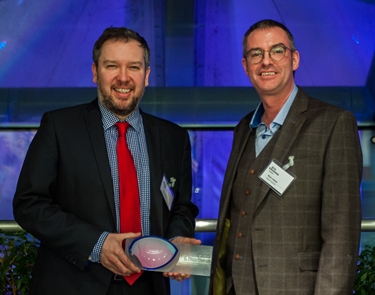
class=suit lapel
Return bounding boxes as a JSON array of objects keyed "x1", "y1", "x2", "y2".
[
  {"x1": 255, "y1": 88, "x2": 309, "y2": 208},
  {"x1": 227, "y1": 122, "x2": 252, "y2": 185},
  {"x1": 270, "y1": 90, "x2": 308, "y2": 163},
  {"x1": 84, "y1": 100, "x2": 116, "y2": 227},
  {"x1": 142, "y1": 113, "x2": 164, "y2": 236},
  {"x1": 219, "y1": 115, "x2": 252, "y2": 230}
]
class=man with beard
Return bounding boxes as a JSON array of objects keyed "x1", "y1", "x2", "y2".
[{"x1": 13, "y1": 27, "x2": 200, "y2": 295}]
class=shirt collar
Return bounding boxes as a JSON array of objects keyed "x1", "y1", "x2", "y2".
[
  {"x1": 250, "y1": 84, "x2": 298, "y2": 128},
  {"x1": 98, "y1": 100, "x2": 142, "y2": 133}
]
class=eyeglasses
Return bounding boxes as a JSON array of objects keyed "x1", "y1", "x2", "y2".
[{"x1": 245, "y1": 45, "x2": 293, "y2": 64}]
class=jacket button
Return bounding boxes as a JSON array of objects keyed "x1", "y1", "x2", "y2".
[
  {"x1": 237, "y1": 232, "x2": 243, "y2": 238},
  {"x1": 234, "y1": 254, "x2": 240, "y2": 260},
  {"x1": 240, "y1": 210, "x2": 246, "y2": 216},
  {"x1": 249, "y1": 169, "x2": 255, "y2": 174},
  {"x1": 245, "y1": 189, "x2": 250, "y2": 195}
]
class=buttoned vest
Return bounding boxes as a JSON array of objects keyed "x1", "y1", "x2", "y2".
[{"x1": 225, "y1": 127, "x2": 282, "y2": 295}]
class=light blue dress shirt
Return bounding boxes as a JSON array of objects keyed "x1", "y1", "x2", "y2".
[{"x1": 250, "y1": 85, "x2": 298, "y2": 157}]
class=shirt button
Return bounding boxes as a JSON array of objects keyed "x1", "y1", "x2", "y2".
[
  {"x1": 234, "y1": 254, "x2": 241, "y2": 260},
  {"x1": 240, "y1": 210, "x2": 246, "y2": 216},
  {"x1": 237, "y1": 232, "x2": 243, "y2": 238},
  {"x1": 245, "y1": 189, "x2": 250, "y2": 195},
  {"x1": 249, "y1": 169, "x2": 255, "y2": 174}
]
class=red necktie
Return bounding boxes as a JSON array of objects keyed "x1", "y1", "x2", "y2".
[{"x1": 116, "y1": 122, "x2": 143, "y2": 285}]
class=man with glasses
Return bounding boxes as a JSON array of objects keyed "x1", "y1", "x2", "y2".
[{"x1": 210, "y1": 19, "x2": 362, "y2": 295}]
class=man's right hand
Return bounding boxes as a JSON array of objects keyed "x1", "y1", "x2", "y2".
[{"x1": 100, "y1": 232, "x2": 142, "y2": 276}]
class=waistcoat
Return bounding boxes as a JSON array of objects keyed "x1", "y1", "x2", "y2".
[{"x1": 225, "y1": 127, "x2": 282, "y2": 295}]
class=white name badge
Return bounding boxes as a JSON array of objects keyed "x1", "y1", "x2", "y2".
[{"x1": 259, "y1": 159, "x2": 296, "y2": 196}]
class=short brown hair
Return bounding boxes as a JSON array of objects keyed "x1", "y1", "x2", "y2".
[
  {"x1": 92, "y1": 27, "x2": 150, "y2": 68},
  {"x1": 242, "y1": 19, "x2": 296, "y2": 57}
]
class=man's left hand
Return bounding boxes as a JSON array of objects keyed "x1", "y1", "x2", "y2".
[{"x1": 163, "y1": 237, "x2": 201, "y2": 281}]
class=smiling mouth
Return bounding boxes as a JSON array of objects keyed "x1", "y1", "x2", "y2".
[
  {"x1": 114, "y1": 88, "x2": 131, "y2": 93},
  {"x1": 261, "y1": 72, "x2": 276, "y2": 76}
]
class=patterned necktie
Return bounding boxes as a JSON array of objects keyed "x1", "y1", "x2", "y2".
[{"x1": 115, "y1": 121, "x2": 143, "y2": 285}]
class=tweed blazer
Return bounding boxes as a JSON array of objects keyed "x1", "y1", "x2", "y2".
[
  {"x1": 13, "y1": 99, "x2": 198, "y2": 295},
  {"x1": 210, "y1": 87, "x2": 362, "y2": 295}
]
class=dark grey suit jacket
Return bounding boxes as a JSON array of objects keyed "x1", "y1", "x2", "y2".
[
  {"x1": 13, "y1": 99, "x2": 198, "y2": 295},
  {"x1": 210, "y1": 88, "x2": 362, "y2": 295}
]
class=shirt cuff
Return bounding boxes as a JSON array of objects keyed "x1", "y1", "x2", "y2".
[{"x1": 89, "y1": 231, "x2": 110, "y2": 263}]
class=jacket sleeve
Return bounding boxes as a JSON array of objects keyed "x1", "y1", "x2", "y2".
[
  {"x1": 315, "y1": 110, "x2": 362, "y2": 294},
  {"x1": 13, "y1": 111, "x2": 105, "y2": 271}
]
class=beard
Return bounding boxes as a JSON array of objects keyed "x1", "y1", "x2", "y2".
[{"x1": 97, "y1": 81, "x2": 143, "y2": 119}]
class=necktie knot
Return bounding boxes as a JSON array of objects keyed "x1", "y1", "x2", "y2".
[{"x1": 115, "y1": 121, "x2": 130, "y2": 138}]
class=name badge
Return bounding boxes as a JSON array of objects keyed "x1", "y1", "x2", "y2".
[
  {"x1": 259, "y1": 159, "x2": 296, "y2": 196},
  {"x1": 160, "y1": 174, "x2": 175, "y2": 210}
]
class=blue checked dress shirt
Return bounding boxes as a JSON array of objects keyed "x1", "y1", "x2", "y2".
[{"x1": 90, "y1": 102, "x2": 151, "y2": 262}]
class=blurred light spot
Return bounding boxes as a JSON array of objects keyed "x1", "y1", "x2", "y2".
[
  {"x1": 0, "y1": 41, "x2": 6, "y2": 50},
  {"x1": 352, "y1": 36, "x2": 360, "y2": 45}
]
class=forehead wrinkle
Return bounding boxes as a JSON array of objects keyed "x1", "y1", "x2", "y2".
[
  {"x1": 102, "y1": 59, "x2": 117, "y2": 64},
  {"x1": 101, "y1": 59, "x2": 144, "y2": 66},
  {"x1": 247, "y1": 27, "x2": 291, "y2": 50},
  {"x1": 249, "y1": 42, "x2": 287, "y2": 52}
]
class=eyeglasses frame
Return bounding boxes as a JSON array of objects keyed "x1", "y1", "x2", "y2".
[{"x1": 244, "y1": 44, "x2": 294, "y2": 64}]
